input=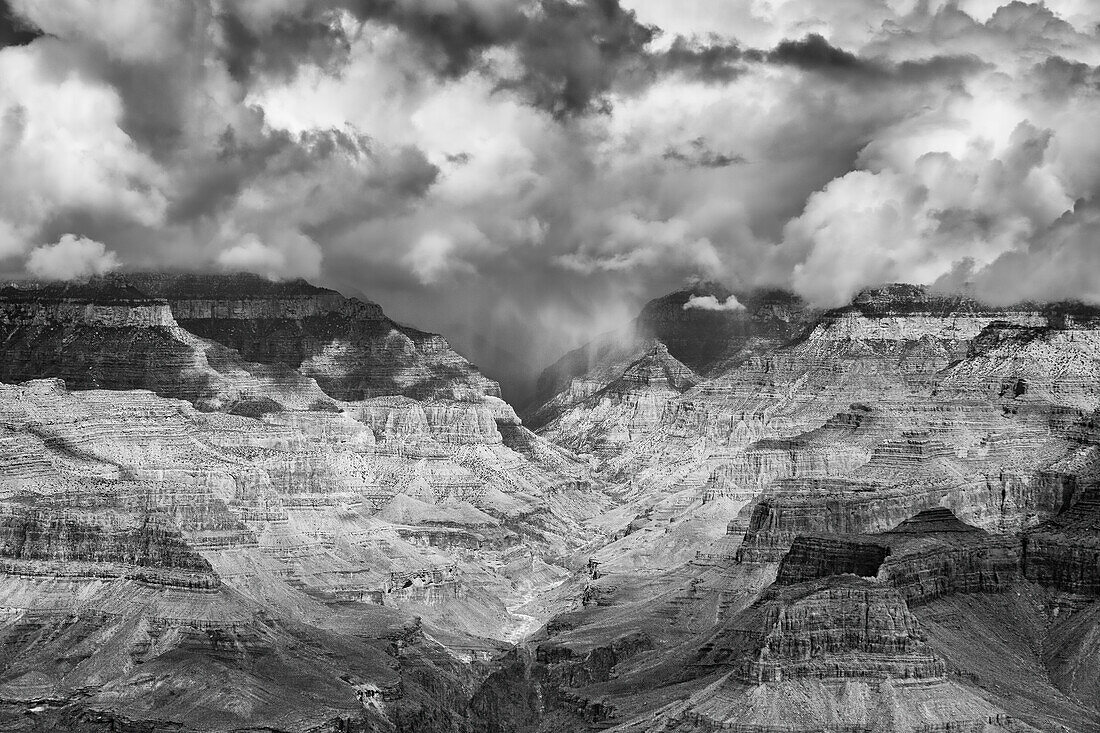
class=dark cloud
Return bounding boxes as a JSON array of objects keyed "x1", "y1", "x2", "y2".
[
  {"x1": 342, "y1": 0, "x2": 530, "y2": 76},
  {"x1": 97, "y1": 57, "x2": 192, "y2": 158},
  {"x1": 1031, "y1": 55, "x2": 1100, "y2": 97},
  {"x1": 893, "y1": 54, "x2": 990, "y2": 82},
  {"x1": 663, "y1": 138, "x2": 747, "y2": 168},
  {"x1": 767, "y1": 33, "x2": 873, "y2": 75},
  {"x1": 765, "y1": 33, "x2": 987, "y2": 86},
  {"x1": 960, "y1": 198, "x2": 1100, "y2": 305},
  {"x1": 168, "y1": 121, "x2": 309, "y2": 223},
  {"x1": 508, "y1": 0, "x2": 657, "y2": 115},
  {"x1": 987, "y1": 1, "x2": 1077, "y2": 37},
  {"x1": 173, "y1": 123, "x2": 437, "y2": 229},
  {"x1": 339, "y1": 0, "x2": 750, "y2": 111},
  {"x1": 217, "y1": 6, "x2": 351, "y2": 84},
  {"x1": 654, "y1": 35, "x2": 745, "y2": 83},
  {"x1": 0, "y1": 0, "x2": 38, "y2": 48}
]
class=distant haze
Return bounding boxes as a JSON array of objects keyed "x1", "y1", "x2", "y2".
[{"x1": 2, "y1": 1, "x2": 1100, "y2": 394}]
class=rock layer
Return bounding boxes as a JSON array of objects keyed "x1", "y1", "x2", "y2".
[{"x1": 128, "y1": 272, "x2": 500, "y2": 401}]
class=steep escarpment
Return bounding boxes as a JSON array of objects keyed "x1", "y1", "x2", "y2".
[
  {"x1": 607, "y1": 574, "x2": 1012, "y2": 733},
  {"x1": 0, "y1": 282, "x2": 212, "y2": 399},
  {"x1": 0, "y1": 273, "x2": 503, "y2": 410},
  {"x1": 695, "y1": 575, "x2": 946, "y2": 681},
  {"x1": 1023, "y1": 484, "x2": 1100, "y2": 596},
  {"x1": 0, "y1": 506, "x2": 218, "y2": 588},
  {"x1": 0, "y1": 279, "x2": 332, "y2": 410},
  {"x1": 776, "y1": 508, "x2": 1020, "y2": 605},
  {"x1": 127, "y1": 272, "x2": 500, "y2": 401}
]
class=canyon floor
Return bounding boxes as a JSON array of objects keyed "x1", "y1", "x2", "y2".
[{"x1": 0, "y1": 275, "x2": 1098, "y2": 733}]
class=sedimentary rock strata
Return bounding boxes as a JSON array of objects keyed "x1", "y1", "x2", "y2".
[
  {"x1": 776, "y1": 509, "x2": 1020, "y2": 605},
  {"x1": 1023, "y1": 485, "x2": 1100, "y2": 596},
  {"x1": 696, "y1": 575, "x2": 946, "y2": 682},
  {"x1": 518, "y1": 283, "x2": 1100, "y2": 733},
  {"x1": 5, "y1": 276, "x2": 1100, "y2": 732},
  {"x1": 0, "y1": 274, "x2": 616, "y2": 732},
  {"x1": 128, "y1": 272, "x2": 500, "y2": 401}
]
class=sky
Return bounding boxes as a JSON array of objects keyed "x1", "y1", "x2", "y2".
[{"x1": 1, "y1": 0, "x2": 1100, "y2": 401}]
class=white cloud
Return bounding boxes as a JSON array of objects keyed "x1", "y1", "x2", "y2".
[
  {"x1": 217, "y1": 236, "x2": 286, "y2": 275},
  {"x1": 215, "y1": 230, "x2": 323, "y2": 280},
  {"x1": 683, "y1": 293, "x2": 745, "y2": 311},
  {"x1": 0, "y1": 43, "x2": 167, "y2": 242},
  {"x1": 11, "y1": 0, "x2": 192, "y2": 61},
  {"x1": 26, "y1": 234, "x2": 120, "y2": 280}
]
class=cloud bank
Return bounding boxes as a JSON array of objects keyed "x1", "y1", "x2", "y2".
[{"x1": 1, "y1": 0, "x2": 1099, "y2": 397}]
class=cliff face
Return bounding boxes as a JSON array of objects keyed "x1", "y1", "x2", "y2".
[
  {"x1": 1023, "y1": 483, "x2": 1100, "y2": 595},
  {"x1": 0, "y1": 284, "x2": 210, "y2": 399},
  {"x1": 776, "y1": 508, "x2": 1020, "y2": 605},
  {"x1": 0, "y1": 506, "x2": 219, "y2": 588},
  {"x1": 0, "y1": 273, "x2": 500, "y2": 409},
  {"x1": 127, "y1": 272, "x2": 500, "y2": 401},
  {"x1": 624, "y1": 572, "x2": 1008, "y2": 733},
  {"x1": 0, "y1": 280, "x2": 338, "y2": 411}
]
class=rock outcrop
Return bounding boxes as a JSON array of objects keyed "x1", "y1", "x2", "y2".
[
  {"x1": 0, "y1": 506, "x2": 219, "y2": 588},
  {"x1": 127, "y1": 272, "x2": 500, "y2": 401},
  {"x1": 776, "y1": 508, "x2": 1020, "y2": 605},
  {"x1": 696, "y1": 575, "x2": 946, "y2": 682},
  {"x1": 1023, "y1": 484, "x2": 1100, "y2": 596},
  {"x1": 608, "y1": 574, "x2": 1012, "y2": 733}
]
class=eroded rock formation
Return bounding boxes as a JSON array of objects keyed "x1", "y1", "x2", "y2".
[
  {"x1": 5, "y1": 276, "x2": 1100, "y2": 732},
  {"x1": 0, "y1": 274, "x2": 609, "y2": 732},
  {"x1": 521, "y1": 283, "x2": 1100, "y2": 733}
]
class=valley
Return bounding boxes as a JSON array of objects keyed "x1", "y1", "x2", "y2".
[{"x1": 0, "y1": 274, "x2": 1098, "y2": 732}]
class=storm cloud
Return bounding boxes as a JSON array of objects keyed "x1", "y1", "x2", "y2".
[{"x1": 1, "y1": 0, "x2": 1099, "y2": 400}]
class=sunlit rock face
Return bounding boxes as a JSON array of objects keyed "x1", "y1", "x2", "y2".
[
  {"x1": 0, "y1": 274, "x2": 610, "y2": 732},
  {"x1": 532, "y1": 284, "x2": 1100, "y2": 572}
]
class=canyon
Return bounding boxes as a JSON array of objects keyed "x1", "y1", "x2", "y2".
[{"x1": 0, "y1": 275, "x2": 1098, "y2": 732}]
